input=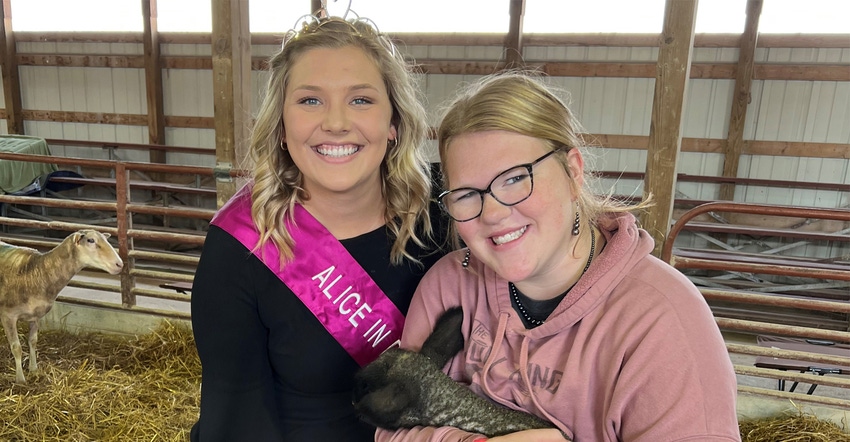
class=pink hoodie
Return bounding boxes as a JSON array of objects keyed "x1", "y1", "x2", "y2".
[{"x1": 376, "y1": 212, "x2": 740, "y2": 442}]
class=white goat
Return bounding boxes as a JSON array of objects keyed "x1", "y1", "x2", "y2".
[{"x1": 0, "y1": 229, "x2": 123, "y2": 383}]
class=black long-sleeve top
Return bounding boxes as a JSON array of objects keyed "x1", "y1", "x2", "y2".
[{"x1": 190, "y1": 221, "x2": 445, "y2": 442}]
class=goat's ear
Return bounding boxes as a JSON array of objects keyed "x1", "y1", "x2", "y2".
[
  {"x1": 420, "y1": 307, "x2": 464, "y2": 369},
  {"x1": 73, "y1": 231, "x2": 85, "y2": 245},
  {"x1": 102, "y1": 232, "x2": 111, "y2": 239}
]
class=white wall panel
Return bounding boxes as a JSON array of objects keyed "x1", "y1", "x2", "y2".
[
  {"x1": 160, "y1": 44, "x2": 211, "y2": 56},
  {"x1": 692, "y1": 47, "x2": 739, "y2": 63},
  {"x1": 4, "y1": 39, "x2": 847, "y2": 215},
  {"x1": 162, "y1": 69, "x2": 213, "y2": 117},
  {"x1": 19, "y1": 66, "x2": 61, "y2": 110},
  {"x1": 683, "y1": 79, "x2": 734, "y2": 139},
  {"x1": 166, "y1": 127, "x2": 216, "y2": 167},
  {"x1": 592, "y1": 147, "x2": 646, "y2": 197},
  {"x1": 525, "y1": 45, "x2": 659, "y2": 62},
  {"x1": 421, "y1": 73, "x2": 483, "y2": 123},
  {"x1": 737, "y1": 154, "x2": 849, "y2": 208}
]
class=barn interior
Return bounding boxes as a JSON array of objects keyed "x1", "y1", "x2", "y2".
[{"x1": 0, "y1": 0, "x2": 848, "y2": 439}]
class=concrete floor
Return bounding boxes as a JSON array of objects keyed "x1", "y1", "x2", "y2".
[{"x1": 42, "y1": 270, "x2": 190, "y2": 336}]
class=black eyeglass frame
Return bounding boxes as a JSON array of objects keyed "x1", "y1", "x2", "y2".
[{"x1": 437, "y1": 149, "x2": 561, "y2": 222}]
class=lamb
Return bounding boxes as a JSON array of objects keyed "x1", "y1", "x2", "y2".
[
  {"x1": 0, "y1": 229, "x2": 123, "y2": 383},
  {"x1": 353, "y1": 307, "x2": 560, "y2": 438}
]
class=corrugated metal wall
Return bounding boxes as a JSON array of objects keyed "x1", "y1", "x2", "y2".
[{"x1": 2, "y1": 39, "x2": 848, "y2": 211}]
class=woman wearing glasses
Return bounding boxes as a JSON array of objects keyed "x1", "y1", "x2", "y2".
[{"x1": 376, "y1": 73, "x2": 740, "y2": 441}]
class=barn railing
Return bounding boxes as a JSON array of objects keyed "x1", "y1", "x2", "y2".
[
  {"x1": 664, "y1": 201, "x2": 850, "y2": 409},
  {"x1": 0, "y1": 150, "x2": 228, "y2": 321},
  {"x1": 4, "y1": 148, "x2": 850, "y2": 410}
]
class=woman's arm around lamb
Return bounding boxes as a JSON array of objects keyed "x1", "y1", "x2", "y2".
[{"x1": 373, "y1": 282, "x2": 569, "y2": 442}]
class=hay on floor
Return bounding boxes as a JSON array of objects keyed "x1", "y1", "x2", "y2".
[
  {"x1": 740, "y1": 407, "x2": 850, "y2": 442},
  {"x1": 0, "y1": 321, "x2": 200, "y2": 442},
  {"x1": 3, "y1": 321, "x2": 850, "y2": 441}
]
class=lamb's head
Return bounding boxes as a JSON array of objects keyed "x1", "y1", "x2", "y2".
[
  {"x1": 353, "y1": 307, "x2": 465, "y2": 429},
  {"x1": 72, "y1": 230, "x2": 124, "y2": 275}
]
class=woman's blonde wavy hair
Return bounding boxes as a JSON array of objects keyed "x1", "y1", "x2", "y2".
[
  {"x1": 437, "y1": 71, "x2": 652, "y2": 249},
  {"x1": 249, "y1": 16, "x2": 432, "y2": 268}
]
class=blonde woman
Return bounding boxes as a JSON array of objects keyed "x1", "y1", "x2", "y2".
[
  {"x1": 190, "y1": 13, "x2": 445, "y2": 442},
  {"x1": 376, "y1": 73, "x2": 739, "y2": 441}
]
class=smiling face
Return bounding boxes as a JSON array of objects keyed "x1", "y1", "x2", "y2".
[
  {"x1": 282, "y1": 45, "x2": 397, "y2": 200},
  {"x1": 443, "y1": 130, "x2": 584, "y2": 288}
]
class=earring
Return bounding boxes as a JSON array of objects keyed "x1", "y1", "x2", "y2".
[
  {"x1": 279, "y1": 140, "x2": 287, "y2": 151},
  {"x1": 461, "y1": 248, "x2": 470, "y2": 268},
  {"x1": 572, "y1": 211, "x2": 581, "y2": 236},
  {"x1": 388, "y1": 138, "x2": 398, "y2": 148}
]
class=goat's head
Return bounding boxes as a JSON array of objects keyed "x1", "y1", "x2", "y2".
[
  {"x1": 352, "y1": 307, "x2": 464, "y2": 429},
  {"x1": 72, "y1": 230, "x2": 124, "y2": 275}
]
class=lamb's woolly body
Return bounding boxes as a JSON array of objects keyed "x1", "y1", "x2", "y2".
[
  {"x1": 0, "y1": 230, "x2": 123, "y2": 383},
  {"x1": 353, "y1": 307, "x2": 555, "y2": 437}
]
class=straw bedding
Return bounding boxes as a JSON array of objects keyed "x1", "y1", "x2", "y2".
[
  {"x1": 0, "y1": 321, "x2": 848, "y2": 441},
  {"x1": 0, "y1": 321, "x2": 200, "y2": 441},
  {"x1": 739, "y1": 408, "x2": 850, "y2": 442}
]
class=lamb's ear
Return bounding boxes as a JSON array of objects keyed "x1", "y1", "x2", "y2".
[{"x1": 420, "y1": 307, "x2": 464, "y2": 368}]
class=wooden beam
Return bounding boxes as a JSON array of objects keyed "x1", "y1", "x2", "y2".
[
  {"x1": 16, "y1": 54, "x2": 145, "y2": 68},
  {"x1": 720, "y1": 0, "x2": 762, "y2": 201},
  {"x1": 10, "y1": 108, "x2": 849, "y2": 159},
  {"x1": 640, "y1": 0, "x2": 697, "y2": 258},
  {"x1": 211, "y1": 0, "x2": 251, "y2": 206},
  {"x1": 22, "y1": 110, "x2": 149, "y2": 125},
  {"x1": 142, "y1": 0, "x2": 166, "y2": 166},
  {"x1": 505, "y1": 0, "x2": 525, "y2": 68},
  {"x1": 0, "y1": 0, "x2": 23, "y2": 134},
  {"x1": 10, "y1": 31, "x2": 850, "y2": 50},
  {"x1": 12, "y1": 54, "x2": 847, "y2": 82}
]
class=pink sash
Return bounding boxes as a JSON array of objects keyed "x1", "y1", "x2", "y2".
[{"x1": 211, "y1": 184, "x2": 405, "y2": 367}]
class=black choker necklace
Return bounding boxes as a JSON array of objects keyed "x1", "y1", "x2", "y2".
[{"x1": 510, "y1": 229, "x2": 596, "y2": 327}]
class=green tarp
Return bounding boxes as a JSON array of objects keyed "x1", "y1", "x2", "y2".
[{"x1": 0, "y1": 135, "x2": 58, "y2": 194}]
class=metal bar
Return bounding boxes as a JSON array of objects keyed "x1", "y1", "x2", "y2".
[
  {"x1": 663, "y1": 202, "x2": 850, "y2": 262},
  {"x1": 127, "y1": 203, "x2": 214, "y2": 219},
  {"x1": 672, "y1": 255, "x2": 850, "y2": 281},
  {"x1": 727, "y1": 343, "x2": 850, "y2": 368},
  {"x1": 131, "y1": 287, "x2": 192, "y2": 303},
  {"x1": 55, "y1": 296, "x2": 190, "y2": 321},
  {"x1": 737, "y1": 385, "x2": 850, "y2": 409},
  {"x1": 130, "y1": 268, "x2": 194, "y2": 283},
  {"x1": 130, "y1": 250, "x2": 199, "y2": 265},
  {"x1": 0, "y1": 217, "x2": 119, "y2": 234},
  {"x1": 701, "y1": 288, "x2": 850, "y2": 313},
  {"x1": 716, "y1": 318, "x2": 850, "y2": 342},
  {"x1": 126, "y1": 228, "x2": 205, "y2": 245},
  {"x1": 67, "y1": 280, "x2": 121, "y2": 292},
  {"x1": 0, "y1": 194, "x2": 117, "y2": 211},
  {"x1": 735, "y1": 364, "x2": 850, "y2": 390}
]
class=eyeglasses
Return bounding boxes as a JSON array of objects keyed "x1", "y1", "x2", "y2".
[{"x1": 438, "y1": 149, "x2": 560, "y2": 222}]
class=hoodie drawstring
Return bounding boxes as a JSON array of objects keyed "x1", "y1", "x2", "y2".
[
  {"x1": 482, "y1": 312, "x2": 569, "y2": 437},
  {"x1": 479, "y1": 311, "x2": 509, "y2": 398}
]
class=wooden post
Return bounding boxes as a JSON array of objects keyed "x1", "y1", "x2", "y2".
[
  {"x1": 719, "y1": 0, "x2": 763, "y2": 201},
  {"x1": 0, "y1": 0, "x2": 23, "y2": 134},
  {"x1": 211, "y1": 0, "x2": 251, "y2": 207},
  {"x1": 115, "y1": 163, "x2": 136, "y2": 308},
  {"x1": 142, "y1": 0, "x2": 166, "y2": 164},
  {"x1": 640, "y1": 0, "x2": 698, "y2": 257},
  {"x1": 505, "y1": 0, "x2": 526, "y2": 68}
]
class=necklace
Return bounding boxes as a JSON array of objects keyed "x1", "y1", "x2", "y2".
[{"x1": 509, "y1": 229, "x2": 596, "y2": 327}]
